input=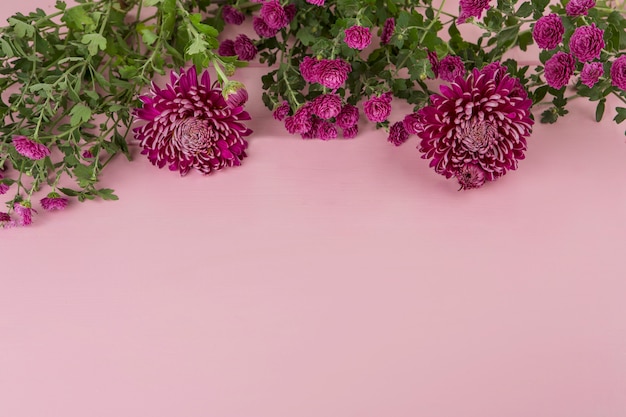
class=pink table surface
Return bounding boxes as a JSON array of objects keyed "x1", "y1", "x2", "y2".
[{"x1": 2, "y1": 1, "x2": 626, "y2": 417}]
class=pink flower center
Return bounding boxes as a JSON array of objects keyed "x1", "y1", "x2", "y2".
[
  {"x1": 174, "y1": 118, "x2": 215, "y2": 156},
  {"x1": 460, "y1": 119, "x2": 497, "y2": 154}
]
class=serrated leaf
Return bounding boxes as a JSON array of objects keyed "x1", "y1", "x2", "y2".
[
  {"x1": 70, "y1": 104, "x2": 92, "y2": 126},
  {"x1": 81, "y1": 33, "x2": 107, "y2": 56}
]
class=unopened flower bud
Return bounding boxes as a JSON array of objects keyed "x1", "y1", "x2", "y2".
[{"x1": 222, "y1": 81, "x2": 248, "y2": 108}]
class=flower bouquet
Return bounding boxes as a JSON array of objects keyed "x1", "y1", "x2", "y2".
[{"x1": 1, "y1": 0, "x2": 626, "y2": 227}]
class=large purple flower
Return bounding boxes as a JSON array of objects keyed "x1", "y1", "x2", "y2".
[
  {"x1": 566, "y1": 0, "x2": 596, "y2": 16},
  {"x1": 363, "y1": 93, "x2": 392, "y2": 123},
  {"x1": 569, "y1": 24, "x2": 604, "y2": 62},
  {"x1": 315, "y1": 58, "x2": 352, "y2": 89},
  {"x1": 133, "y1": 67, "x2": 252, "y2": 175},
  {"x1": 417, "y1": 64, "x2": 533, "y2": 189},
  {"x1": 260, "y1": 0, "x2": 289, "y2": 30},
  {"x1": 458, "y1": 0, "x2": 491, "y2": 24},
  {"x1": 580, "y1": 62, "x2": 603, "y2": 87},
  {"x1": 544, "y1": 52, "x2": 575, "y2": 89},
  {"x1": 532, "y1": 14, "x2": 564, "y2": 50}
]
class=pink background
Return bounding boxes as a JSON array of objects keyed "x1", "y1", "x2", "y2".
[{"x1": 2, "y1": 1, "x2": 626, "y2": 416}]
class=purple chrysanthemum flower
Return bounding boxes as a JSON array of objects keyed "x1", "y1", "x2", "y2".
[
  {"x1": 342, "y1": 125, "x2": 358, "y2": 139},
  {"x1": 133, "y1": 67, "x2": 252, "y2": 175},
  {"x1": 312, "y1": 94, "x2": 342, "y2": 119},
  {"x1": 344, "y1": 25, "x2": 372, "y2": 50},
  {"x1": 12, "y1": 136, "x2": 51, "y2": 160},
  {"x1": 285, "y1": 4, "x2": 297, "y2": 22},
  {"x1": 253, "y1": 16, "x2": 280, "y2": 38},
  {"x1": 305, "y1": 0, "x2": 325, "y2": 5},
  {"x1": 545, "y1": 52, "x2": 575, "y2": 89},
  {"x1": 580, "y1": 62, "x2": 604, "y2": 87},
  {"x1": 381, "y1": 18, "x2": 395, "y2": 45},
  {"x1": 417, "y1": 65, "x2": 534, "y2": 189},
  {"x1": 428, "y1": 51, "x2": 440, "y2": 78},
  {"x1": 14, "y1": 201, "x2": 34, "y2": 226},
  {"x1": 318, "y1": 121, "x2": 338, "y2": 140},
  {"x1": 569, "y1": 24, "x2": 604, "y2": 62},
  {"x1": 301, "y1": 118, "x2": 322, "y2": 139},
  {"x1": 336, "y1": 104, "x2": 359, "y2": 129},
  {"x1": 222, "y1": 5, "x2": 245, "y2": 25},
  {"x1": 439, "y1": 56, "x2": 465, "y2": 82},
  {"x1": 456, "y1": 163, "x2": 487, "y2": 190},
  {"x1": 388, "y1": 122, "x2": 409, "y2": 146},
  {"x1": 234, "y1": 34, "x2": 257, "y2": 61},
  {"x1": 0, "y1": 212, "x2": 11, "y2": 222},
  {"x1": 218, "y1": 39, "x2": 236, "y2": 56},
  {"x1": 223, "y1": 82, "x2": 248, "y2": 108},
  {"x1": 566, "y1": 0, "x2": 596, "y2": 16},
  {"x1": 315, "y1": 58, "x2": 351, "y2": 89},
  {"x1": 458, "y1": 0, "x2": 491, "y2": 24},
  {"x1": 611, "y1": 55, "x2": 626, "y2": 90},
  {"x1": 0, "y1": 173, "x2": 9, "y2": 195},
  {"x1": 300, "y1": 56, "x2": 319, "y2": 83},
  {"x1": 273, "y1": 101, "x2": 291, "y2": 121},
  {"x1": 363, "y1": 93, "x2": 392, "y2": 123},
  {"x1": 82, "y1": 149, "x2": 94, "y2": 159},
  {"x1": 532, "y1": 14, "x2": 564, "y2": 50},
  {"x1": 285, "y1": 104, "x2": 313, "y2": 134},
  {"x1": 260, "y1": 0, "x2": 289, "y2": 30},
  {"x1": 402, "y1": 112, "x2": 424, "y2": 135},
  {"x1": 40, "y1": 193, "x2": 69, "y2": 211}
]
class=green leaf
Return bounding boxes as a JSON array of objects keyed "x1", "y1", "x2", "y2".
[
  {"x1": 96, "y1": 188, "x2": 119, "y2": 200},
  {"x1": 81, "y1": 33, "x2": 107, "y2": 56},
  {"x1": 595, "y1": 99, "x2": 606, "y2": 122},
  {"x1": 61, "y1": 5, "x2": 95, "y2": 30},
  {"x1": 70, "y1": 104, "x2": 92, "y2": 126},
  {"x1": 186, "y1": 36, "x2": 209, "y2": 56},
  {"x1": 8, "y1": 18, "x2": 36, "y2": 38},
  {"x1": 614, "y1": 107, "x2": 626, "y2": 124},
  {"x1": 516, "y1": 2, "x2": 533, "y2": 17},
  {"x1": 0, "y1": 38, "x2": 14, "y2": 57}
]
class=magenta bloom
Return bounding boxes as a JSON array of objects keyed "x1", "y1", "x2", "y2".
[
  {"x1": 342, "y1": 125, "x2": 358, "y2": 139},
  {"x1": 532, "y1": 14, "x2": 564, "y2": 50},
  {"x1": 82, "y1": 149, "x2": 94, "y2": 159},
  {"x1": 580, "y1": 62, "x2": 603, "y2": 87},
  {"x1": 14, "y1": 201, "x2": 34, "y2": 226},
  {"x1": 0, "y1": 212, "x2": 10, "y2": 222},
  {"x1": 12, "y1": 136, "x2": 51, "y2": 160},
  {"x1": 566, "y1": 0, "x2": 595, "y2": 16},
  {"x1": 458, "y1": 0, "x2": 491, "y2": 24},
  {"x1": 388, "y1": 122, "x2": 409, "y2": 146},
  {"x1": 300, "y1": 56, "x2": 319, "y2": 83},
  {"x1": 315, "y1": 58, "x2": 351, "y2": 89},
  {"x1": 261, "y1": 0, "x2": 289, "y2": 30},
  {"x1": 336, "y1": 104, "x2": 359, "y2": 129},
  {"x1": 312, "y1": 94, "x2": 342, "y2": 119},
  {"x1": 439, "y1": 56, "x2": 465, "y2": 82},
  {"x1": 133, "y1": 67, "x2": 251, "y2": 175},
  {"x1": 363, "y1": 93, "x2": 392, "y2": 123},
  {"x1": 456, "y1": 164, "x2": 486, "y2": 190},
  {"x1": 569, "y1": 24, "x2": 604, "y2": 62},
  {"x1": 611, "y1": 55, "x2": 626, "y2": 90},
  {"x1": 0, "y1": 173, "x2": 9, "y2": 195},
  {"x1": 273, "y1": 101, "x2": 291, "y2": 121},
  {"x1": 305, "y1": 0, "x2": 325, "y2": 5},
  {"x1": 40, "y1": 193, "x2": 69, "y2": 211},
  {"x1": 285, "y1": 4, "x2": 297, "y2": 22},
  {"x1": 344, "y1": 25, "x2": 372, "y2": 50},
  {"x1": 545, "y1": 52, "x2": 575, "y2": 89},
  {"x1": 381, "y1": 18, "x2": 395, "y2": 45},
  {"x1": 223, "y1": 82, "x2": 248, "y2": 108},
  {"x1": 402, "y1": 112, "x2": 424, "y2": 135},
  {"x1": 253, "y1": 16, "x2": 279, "y2": 38},
  {"x1": 222, "y1": 5, "x2": 245, "y2": 25},
  {"x1": 318, "y1": 121, "x2": 338, "y2": 140},
  {"x1": 218, "y1": 39, "x2": 236, "y2": 56},
  {"x1": 285, "y1": 104, "x2": 313, "y2": 134},
  {"x1": 417, "y1": 64, "x2": 533, "y2": 189},
  {"x1": 234, "y1": 34, "x2": 257, "y2": 61}
]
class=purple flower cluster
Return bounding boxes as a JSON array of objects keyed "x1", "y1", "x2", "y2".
[
  {"x1": 344, "y1": 25, "x2": 372, "y2": 50},
  {"x1": 282, "y1": 97, "x2": 360, "y2": 140},
  {"x1": 299, "y1": 57, "x2": 352, "y2": 89},
  {"x1": 12, "y1": 135, "x2": 51, "y2": 160},
  {"x1": 251, "y1": 1, "x2": 296, "y2": 38},
  {"x1": 273, "y1": 101, "x2": 291, "y2": 121},
  {"x1": 222, "y1": 5, "x2": 245, "y2": 25},
  {"x1": 580, "y1": 62, "x2": 604, "y2": 87},
  {"x1": 533, "y1": 14, "x2": 564, "y2": 50},
  {"x1": 458, "y1": 0, "x2": 491, "y2": 24},
  {"x1": 388, "y1": 122, "x2": 409, "y2": 146},
  {"x1": 219, "y1": 35, "x2": 257, "y2": 61},
  {"x1": 40, "y1": 193, "x2": 69, "y2": 211}
]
